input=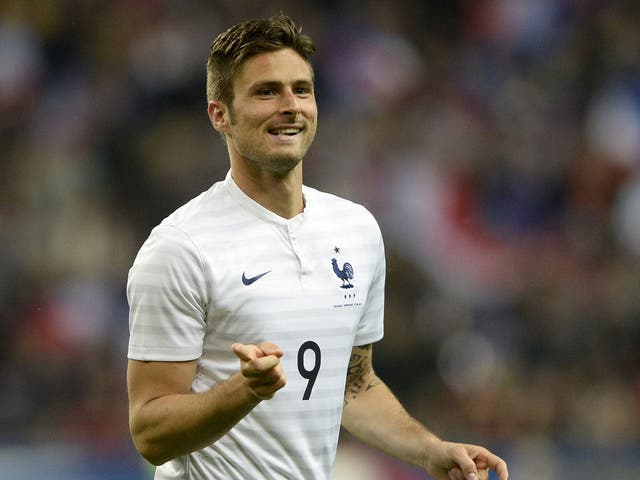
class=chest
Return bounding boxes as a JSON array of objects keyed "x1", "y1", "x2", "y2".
[{"x1": 200, "y1": 222, "x2": 375, "y2": 341}]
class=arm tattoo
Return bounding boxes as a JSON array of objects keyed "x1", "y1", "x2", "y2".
[{"x1": 344, "y1": 344, "x2": 381, "y2": 406}]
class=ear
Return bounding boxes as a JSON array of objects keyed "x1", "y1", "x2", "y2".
[{"x1": 208, "y1": 101, "x2": 231, "y2": 133}]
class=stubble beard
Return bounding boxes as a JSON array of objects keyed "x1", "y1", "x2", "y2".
[
  {"x1": 234, "y1": 139, "x2": 305, "y2": 176},
  {"x1": 229, "y1": 119, "x2": 314, "y2": 177}
]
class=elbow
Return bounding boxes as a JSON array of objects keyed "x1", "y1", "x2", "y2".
[
  {"x1": 144, "y1": 453, "x2": 171, "y2": 468},
  {"x1": 130, "y1": 421, "x2": 174, "y2": 467},
  {"x1": 132, "y1": 436, "x2": 173, "y2": 467}
]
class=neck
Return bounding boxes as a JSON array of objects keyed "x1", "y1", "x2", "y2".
[{"x1": 230, "y1": 160, "x2": 304, "y2": 219}]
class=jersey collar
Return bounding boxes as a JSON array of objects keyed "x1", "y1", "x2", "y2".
[{"x1": 223, "y1": 170, "x2": 307, "y2": 228}]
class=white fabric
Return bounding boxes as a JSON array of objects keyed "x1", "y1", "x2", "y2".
[{"x1": 128, "y1": 171, "x2": 385, "y2": 479}]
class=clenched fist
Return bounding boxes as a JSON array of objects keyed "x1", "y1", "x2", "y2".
[{"x1": 232, "y1": 341, "x2": 287, "y2": 400}]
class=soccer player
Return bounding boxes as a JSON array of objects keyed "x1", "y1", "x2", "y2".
[{"x1": 126, "y1": 14, "x2": 509, "y2": 480}]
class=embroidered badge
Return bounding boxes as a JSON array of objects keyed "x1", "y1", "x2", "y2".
[{"x1": 331, "y1": 258, "x2": 354, "y2": 289}]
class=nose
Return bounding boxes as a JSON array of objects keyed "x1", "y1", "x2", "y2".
[{"x1": 280, "y1": 89, "x2": 301, "y2": 115}]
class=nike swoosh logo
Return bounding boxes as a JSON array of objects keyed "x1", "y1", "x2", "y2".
[{"x1": 242, "y1": 270, "x2": 272, "y2": 286}]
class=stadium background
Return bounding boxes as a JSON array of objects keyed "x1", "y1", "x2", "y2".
[{"x1": 1, "y1": 0, "x2": 639, "y2": 478}]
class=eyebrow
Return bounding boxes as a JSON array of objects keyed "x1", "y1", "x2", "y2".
[{"x1": 249, "y1": 79, "x2": 314, "y2": 90}]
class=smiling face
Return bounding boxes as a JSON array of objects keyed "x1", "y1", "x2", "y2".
[{"x1": 210, "y1": 48, "x2": 318, "y2": 176}]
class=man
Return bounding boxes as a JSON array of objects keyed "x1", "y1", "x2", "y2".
[{"x1": 126, "y1": 14, "x2": 509, "y2": 480}]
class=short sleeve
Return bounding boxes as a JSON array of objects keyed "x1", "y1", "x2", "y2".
[
  {"x1": 127, "y1": 225, "x2": 208, "y2": 361},
  {"x1": 354, "y1": 212, "x2": 385, "y2": 346}
]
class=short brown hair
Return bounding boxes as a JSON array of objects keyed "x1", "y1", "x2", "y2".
[{"x1": 206, "y1": 14, "x2": 316, "y2": 106}]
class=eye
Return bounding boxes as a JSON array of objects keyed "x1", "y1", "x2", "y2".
[
  {"x1": 294, "y1": 87, "x2": 312, "y2": 96},
  {"x1": 256, "y1": 88, "x2": 277, "y2": 97}
]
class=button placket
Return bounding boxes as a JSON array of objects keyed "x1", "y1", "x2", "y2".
[{"x1": 286, "y1": 223, "x2": 307, "y2": 281}]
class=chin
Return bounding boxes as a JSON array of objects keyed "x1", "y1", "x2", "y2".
[
  {"x1": 267, "y1": 156, "x2": 303, "y2": 175},
  {"x1": 266, "y1": 146, "x2": 306, "y2": 170},
  {"x1": 244, "y1": 153, "x2": 302, "y2": 175}
]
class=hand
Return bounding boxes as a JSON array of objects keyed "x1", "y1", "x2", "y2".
[
  {"x1": 425, "y1": 441, "x2": 508, "y2": 480},
  {"x1": 231, "y1": 342, "x2": 287, "y2": 400}
]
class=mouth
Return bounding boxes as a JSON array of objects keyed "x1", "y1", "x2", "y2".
[{"x1": 268, "y1": 127, "x2": 302, "y2": 136}]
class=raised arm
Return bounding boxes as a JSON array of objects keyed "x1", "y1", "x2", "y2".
[
  {"x1": 127, "y1": 342, "x2": 286, "y2": 466},
  {"x1": 340, "y1": 344, "x2": 508, "y2": 480}
]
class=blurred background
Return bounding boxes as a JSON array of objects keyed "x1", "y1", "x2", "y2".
[{"x1": 1, "y1": 0, "x2": 639, "y2": 478}]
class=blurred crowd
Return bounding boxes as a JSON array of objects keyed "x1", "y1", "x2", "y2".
[{"x1": 1, "y1": 0, "x2": 640, "y2": 478}]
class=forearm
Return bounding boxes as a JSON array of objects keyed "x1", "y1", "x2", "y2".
[
  {"x1": 130, "y1": 372, "x2": 260, "y2": 465},
  {"x1": 341, "y1": 375, "x2": 440, "y2": 469},
  {"x1": 340, "y1": 346, "x2": 509, "y2": 479}
]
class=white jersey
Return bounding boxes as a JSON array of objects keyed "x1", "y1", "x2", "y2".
[{"x1": 127, "y1": 171, "x2": 385, "y2": 480}]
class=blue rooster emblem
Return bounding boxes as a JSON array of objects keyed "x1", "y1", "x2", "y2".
[{"x1": 331, "y1": 258, "x2": 354, "y2": 289}]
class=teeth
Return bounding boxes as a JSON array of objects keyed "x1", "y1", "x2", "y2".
[{"x1": 271, "y1": 128, "x2": 300, "y2": 135}]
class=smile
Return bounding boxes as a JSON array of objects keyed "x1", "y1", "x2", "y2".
[{"x1": 268, "y1": 127, "x2": 302, "y2": 136}]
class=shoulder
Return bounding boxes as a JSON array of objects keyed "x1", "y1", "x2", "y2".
[
  {"x1": 148, "y1": 179, "x2": 249, "y2": 248},
  {"x1": 160, "y1": 181, "x2": 227, "y2": 230},
  {"x1": 131, "y1": 181, "x2": 229, "y2": 270},
  {"x1": 304, "y1": 185, "x2": 381, "y2": 233}
]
